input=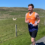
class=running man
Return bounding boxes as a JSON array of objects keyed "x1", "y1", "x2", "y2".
[{"x1": 25, "y1": 4, "x2": 40, "y2": 45}]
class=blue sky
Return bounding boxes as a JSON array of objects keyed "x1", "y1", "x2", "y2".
[{"x1": 0, "y1": 0, "x2": 45, "y2": 9}]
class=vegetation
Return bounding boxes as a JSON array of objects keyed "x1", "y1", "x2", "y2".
[{"x1": 0, "y1": 7, "x2": 45, "y2": 45}]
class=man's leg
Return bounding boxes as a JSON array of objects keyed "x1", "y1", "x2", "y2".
[
  {"x1": 31, "y1": 37, "x2": 36, "y2": 45},
  {"x1": 31, "y1": 30, "x2": 37, "y2": 45}
]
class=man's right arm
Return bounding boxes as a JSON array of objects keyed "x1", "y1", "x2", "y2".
[{"x1": 25, "y1": 13, "x2": 29, "y2": 23}]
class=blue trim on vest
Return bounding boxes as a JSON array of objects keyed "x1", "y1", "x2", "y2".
[{"x1": 28, "y1": 23, "x2": 38, "y2": 32}]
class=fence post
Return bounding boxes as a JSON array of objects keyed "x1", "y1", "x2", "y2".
[{"x1": 15, "y1": 24, "x2": 17, "y2": 37}]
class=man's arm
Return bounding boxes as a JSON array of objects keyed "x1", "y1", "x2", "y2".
[
  {"x1": 36, "y1": 13, "x2": 40, "y2": 24},
  {"x1": 25, "y1": 13, "x2": 29, "y2": 23},
  {"x1": 33, "y1": 13, "x2": 40, "y2": 26}
]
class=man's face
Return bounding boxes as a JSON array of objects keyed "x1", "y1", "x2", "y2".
[{"x1": 28, "y1": 6, "x2": 34, "y2": 13}]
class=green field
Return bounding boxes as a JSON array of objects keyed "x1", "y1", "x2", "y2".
[{"x1": 0, "y1": 7, "x2": 45, "y2": 45}]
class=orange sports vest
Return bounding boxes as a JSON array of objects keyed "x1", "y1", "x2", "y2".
[{"x1": 26, "y1": 12, "x2": 37, "y2": 24}]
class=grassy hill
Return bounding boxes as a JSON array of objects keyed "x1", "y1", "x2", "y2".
[
  {"x1": 0, "y1": 7, "x2": 45, "y2": 45},
  {"x1": 0, "y1": 7, "x2": 45, "y2": 19}
]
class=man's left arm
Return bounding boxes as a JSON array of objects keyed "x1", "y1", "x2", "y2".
[
  {"x1": 33, "y1": 13, "x2": 40, "y2": 26},
  {"x1": 36, "y1": 13, "x2": 40, "y2": 24}
]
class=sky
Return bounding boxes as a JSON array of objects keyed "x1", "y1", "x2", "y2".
[{"x1": 0, "y1": 0, "x2": 45, "y2": 9}]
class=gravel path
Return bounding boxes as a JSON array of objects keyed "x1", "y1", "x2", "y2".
[{"x1": 30, "y1": 36, "x2": 45, "y2": 45}]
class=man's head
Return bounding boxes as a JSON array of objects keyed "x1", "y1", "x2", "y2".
[{"x1": 28, "y1": 4, "x2": 34, "y2": 13}]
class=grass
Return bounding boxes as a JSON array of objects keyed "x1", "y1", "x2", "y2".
[
  {"x1": 0, "y1": 17, "x2": 45, "y2": 45},
  {"x1": 0, "y1": 7, "x2": 45, "y2": 45}
]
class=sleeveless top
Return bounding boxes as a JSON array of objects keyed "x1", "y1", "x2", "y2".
[{"x1": 26, "y1": 12, "x2": 38, "y2": 32}]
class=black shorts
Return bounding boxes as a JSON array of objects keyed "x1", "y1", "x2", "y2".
[{"x1": 29, "y1": 30, "x2": 38, "y2": 38}]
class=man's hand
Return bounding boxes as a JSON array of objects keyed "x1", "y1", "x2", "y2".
[
  {"x1": 25, "y1": 20, "x2": 29, "y2": 23},
  {"x1": 33, "y1": 23, "x2": 38, "y2": 26}
]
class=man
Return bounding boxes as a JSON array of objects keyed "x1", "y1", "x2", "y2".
[{"x1": 25, "y1": 4, "x2": 40, "y2": 45}]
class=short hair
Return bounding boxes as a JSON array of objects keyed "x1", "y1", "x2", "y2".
[{"x1": 28, "y1": 4, "x2": 34, "y2": 8}]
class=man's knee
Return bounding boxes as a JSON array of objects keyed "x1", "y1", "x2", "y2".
[{"x1": 31, "y1": 37, "x2": 35, "y2": 42}]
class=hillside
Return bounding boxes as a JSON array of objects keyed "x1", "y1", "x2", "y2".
[
  {"x1": 0, "y1": 7, "x2": 45, "y2": 19},
  {"x1": 0, "y1": 7, "x2": 45, "y2": 45}
]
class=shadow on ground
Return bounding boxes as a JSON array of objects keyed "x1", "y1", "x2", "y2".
[{"x1": 36, "y1": 42, "x2": 45, "y2": 45}]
